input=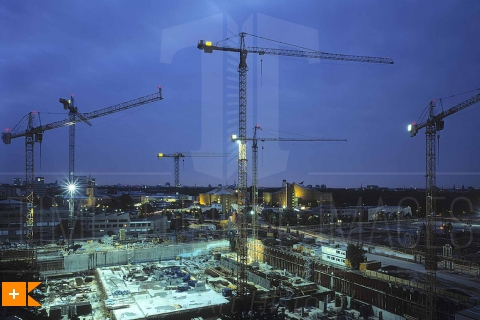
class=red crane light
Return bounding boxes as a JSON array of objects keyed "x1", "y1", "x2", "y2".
[
  {"x1": 158, "y1": 86, "x2": 162, "y2": 89},
  {"x1": 5, "y1": 128, "x2": 10, "y2": 132}
]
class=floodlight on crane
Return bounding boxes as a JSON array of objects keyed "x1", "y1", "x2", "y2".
[
  {"x1": 199, "y1": 31, "x2": 393, "y2": 300},
  {"x1": 408, "y1": 91, "x2": 480, "y2": 320}
]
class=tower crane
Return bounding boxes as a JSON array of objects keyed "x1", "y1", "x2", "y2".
[
  {"x1": 198, "y1": 32, "x2": 393, "y2": 299},
  {"x1": 408, "y1": 92, "x2": 480, "y2": 320},
  {"x1": 231, "y1": 125, "x2": 346, "y2": 261},
  {"x1": 157, "y1": 152, "x2": 230, "y2": 187},
  {"x1": 2, "y1": 87, "x2": 163, "y2": 251},
  {"x1": 59, "y1": 94, "x2": 92, "y2": 250}
]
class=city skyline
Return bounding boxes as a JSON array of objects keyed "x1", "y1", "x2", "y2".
[
  {"x1": 1, "y1": 1, "x2": 480, "y2": 188},
  {"x1": 1, "y1": 175, "x2": 477, "y2": 190}
]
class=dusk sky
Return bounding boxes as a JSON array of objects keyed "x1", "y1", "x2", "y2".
[{"x1": 1, "y1": 1, "x2": 479, "y2": 189}]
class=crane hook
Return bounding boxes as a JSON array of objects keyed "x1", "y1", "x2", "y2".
[
  {"x1": 437, "y1": 135, "x2": 440, "y2": 166},
  {"x1": 260, "y1": 59, "x2": 263, "y2": 88},
  {"x1": 262, "y1": 145, "x2": 264, "y2": 167}
]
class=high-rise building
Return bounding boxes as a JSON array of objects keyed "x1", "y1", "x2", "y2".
[{"x1": 33, "y1": 177, "x2": 47, "y2": 196}]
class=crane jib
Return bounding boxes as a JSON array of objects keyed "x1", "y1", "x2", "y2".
[{"x1": 2, "y1": 90, "x2": 163, "y2": 142}]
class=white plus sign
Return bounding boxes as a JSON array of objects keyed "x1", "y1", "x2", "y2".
[{"x1": 9, "y1": 289, "x2": 20, "y2": 299}]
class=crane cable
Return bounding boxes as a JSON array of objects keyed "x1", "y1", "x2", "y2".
[
  {"x1": 438, "y1": 135, "x2": 440, "y2": 166},
  {"x1": 38, "y1": 112, "x2": 42, "y2": 170},
  {"x1": 261, "y1": 126, "x2": 322, "y2": 139},
  {"x1": 418, "y1": 87, "x2": 480, "y2": 124},
  {"x1": 214, "y1": 34, "x2": 240, "y2": 47},
  {"x1": 260, "y1": 59, "x2": 263, "y2": 87},
  {"x1": 435, "y1": 87, "x2": 480, "y2": 101},
  {"x1": 245, "y1": 32, "x2": 321, "y2": 53}
]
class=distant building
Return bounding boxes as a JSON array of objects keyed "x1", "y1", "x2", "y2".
[
  {"x1": 0, "y1": 199, "x2": 60, "y2": 241},
  {"x1": 13, "y1": 178, "x2": 22, "y2": 186},
  {"x1": 33, "y1": 177, "x2": 47, "y2": 196},
  {"x1": 199, "y1": 187, "x2": 236, "y2": 215},
  {"x1": 83, "y1": 212, "x2": 130, "y2": 236},
  {"x1": 0, "y1": 185, "x2": 20, "y2": 199},
  {"x1": 263, "y1": 181, "x2": 333, "y2": 208},
  {"x1": 367, "y1": 206, "x2": 412, "y2": 221},
  {"x1": 82, "y1": 212, "x2": 169, "y2": 237},
  {"x1": 309, "y1": 205, "x2": 412, "y2": 222},
  {"x1": 322, "y1": 245, "x2": 348, "y2": 267}
]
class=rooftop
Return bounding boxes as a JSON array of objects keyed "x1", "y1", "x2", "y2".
[{"x1": 456, "y1": 306, "x2": 480, "y2": 320}]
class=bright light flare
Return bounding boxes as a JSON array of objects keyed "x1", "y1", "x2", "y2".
[
  {"x1": 68, "y1": 184, "x2": 76, "y2": 192},
  {"x1": 407, "y1": 124, "x2": 412, "y2": 132}
]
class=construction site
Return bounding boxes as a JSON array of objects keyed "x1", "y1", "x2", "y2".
[
  {"x1": 2, "y1": 3, "x2": 480, "y2": 320},
  {"x1": 2, "y1": 219, "x2": 480, "y2": 320}
]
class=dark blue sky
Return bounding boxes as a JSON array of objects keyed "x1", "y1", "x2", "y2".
[{"x1": 1, "y1": 1, "x2": 479, "y2": 188}]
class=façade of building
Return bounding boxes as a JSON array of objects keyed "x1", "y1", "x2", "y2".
[
  {"x1": 262, "y1": 181, "x2": 333, "y2": 208},
  {"x1": 80, "y1": 212, "x2": 169, "y2": 238},
  {"x1": 0, "y1": 197, "x2": 170, "y2": 242},
  {"x1": 309, "y1": 205, "x2": 412, "y2": 222},
  {"x1": 198, "y1": 187, "x2": 237, "y2": 215},
  {"x1": 0, "y1": 199, "x2": 62, "y2": 242}
]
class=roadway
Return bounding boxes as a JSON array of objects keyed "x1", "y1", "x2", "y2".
[
  {"x1": 277, "y1": 225, "x2": 480, "y2": 294},
  {"x1": 366, "y1": 253, "x2": 480, "y2": 292}
]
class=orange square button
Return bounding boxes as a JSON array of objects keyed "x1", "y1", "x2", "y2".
[{"x1": 2, "y1": 282, "x2": 26, "y2": 307}]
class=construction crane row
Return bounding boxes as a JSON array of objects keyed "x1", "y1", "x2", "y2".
[
  {"x1": 2, "y1": 87, "x2": 163, "y2": 251},
  {"x1": 3, "y1": 30, "x2": 479, "y2": 319},
  {"x1": 198, "y1": 32, "x2": 480, "y2": 318}
]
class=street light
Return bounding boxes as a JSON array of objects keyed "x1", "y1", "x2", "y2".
[{"x1": 68, "y1": 184, "x2": 76, "y2": 192}]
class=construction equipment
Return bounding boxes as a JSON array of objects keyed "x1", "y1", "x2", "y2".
[
  {"x1": 2, "y1": 87, "x2": 163, "y2": 251},
  {"x1": 408, "y1": 92, "x2": 480, "y2": 320},
  {"x1": 199, "y1": 32, "x2": 393, "y2": 299},
  {"x1": 231, "y1": 125, "x2": 346, "y2": 255},
  {"x1": 59, "y1": 95, "x2": 92, "y2": 250},
  {"x1": 157, "y1": 152, "x2": 229, "y2": 187}
]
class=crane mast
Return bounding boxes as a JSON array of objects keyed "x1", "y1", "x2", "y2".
[
  {"x1": 251, "y1": 126, "x2": 259, "y2": 251},
  {"x1": 59, "y1": 94, "x2": 93, "y2": 250},
  {"x1": 408, "y1": 92, "x2": 480, "y2": 320},
  {"x1": 2, "y1": 88, "x2": 163, "y2": 251},
  {"x1": 25, "y1": 113, "x2": 36, "y2": 255},
  {"x1": 232, "y1": 127, "x2": 346, "y2": 263},
  {"x1": 199, "y1": 32, "x2": 393, "y2": 301},
  {"x1": 425, "y1": 101, "x2": 438, "y2": 320},
  {"x1": 236, "y1": 33, "x2": 249, "y2": 299}
]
